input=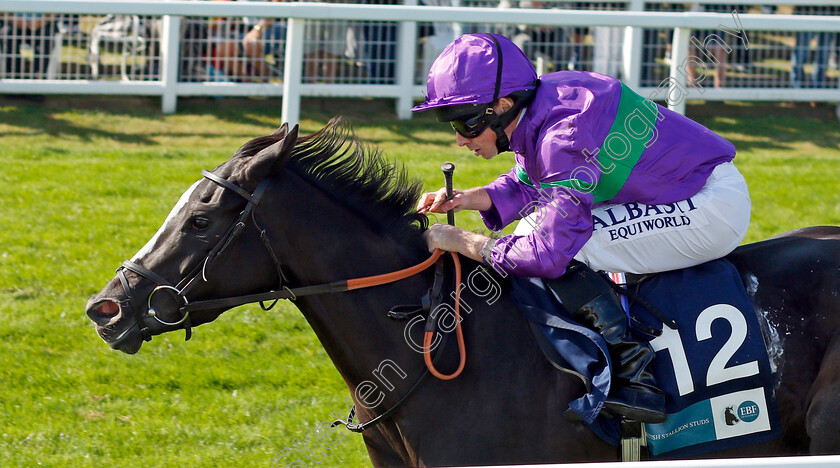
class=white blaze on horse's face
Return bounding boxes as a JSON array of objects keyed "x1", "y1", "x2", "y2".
[{"x1": 132, "y1": 180, "x2": 201, "y2": 262}]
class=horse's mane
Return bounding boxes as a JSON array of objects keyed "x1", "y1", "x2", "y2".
[{"x1": 235, "y1": 118, "x2": 429, "y2": 241}]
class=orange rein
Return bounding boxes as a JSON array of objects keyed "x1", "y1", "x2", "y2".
[
  {"x1": 346, "y1": 249, "x2": 466, "y2": 380},
  {"x1": 423, "y1": 252, "x2": 465, "y2": 380}
]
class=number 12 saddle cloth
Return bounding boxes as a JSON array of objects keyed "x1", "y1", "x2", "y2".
[{"x1": 511, "y1": 258, "x2": 781, "y2": 458}]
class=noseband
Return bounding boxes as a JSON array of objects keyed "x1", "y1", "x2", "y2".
[{"x1": 116, "y1": 169, "x2": 286, "y2": 342}]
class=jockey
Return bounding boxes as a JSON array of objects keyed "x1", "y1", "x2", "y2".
[{"x1": 413, "y1": 33, "x2": 751, "y2": 424}]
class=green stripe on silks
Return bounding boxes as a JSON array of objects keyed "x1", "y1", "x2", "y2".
[{"x1": 515, "y1": 83, "x2": 658, "y2": 204}]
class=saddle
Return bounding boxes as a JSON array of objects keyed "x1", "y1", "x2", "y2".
[{"x1": 512, "y1": 258, "x2": 782, "y2": 458}]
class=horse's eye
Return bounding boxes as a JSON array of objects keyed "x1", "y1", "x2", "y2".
[{"x1": 191, "y1": 217, "x2": 210, "y2": 231}]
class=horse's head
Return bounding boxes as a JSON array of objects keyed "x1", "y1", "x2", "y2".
[{"x1": 85, "y1": 123, "x2": 299, "y2": 353}]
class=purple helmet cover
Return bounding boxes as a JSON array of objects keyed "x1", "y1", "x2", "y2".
[{"x1": 412, "y1": 33, "x2": 538, "y2": 112}]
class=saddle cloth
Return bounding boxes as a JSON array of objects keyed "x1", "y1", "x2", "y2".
[{"x1": 511, "y1": 258, "x2": 781, "y2": 458}]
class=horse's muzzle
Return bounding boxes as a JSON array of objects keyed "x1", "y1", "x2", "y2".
[{"x1": 85, "y1": 297, "x2": 144, "y2": 354}]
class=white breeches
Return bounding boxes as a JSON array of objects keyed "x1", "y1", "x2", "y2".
[{"x1": 514, "y1": 162, "x2": 751, "y2": 274}]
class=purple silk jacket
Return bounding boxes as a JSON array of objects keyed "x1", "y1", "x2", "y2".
[{"x1": 480, "y1": 71, "x2": 736, "y2": 278}]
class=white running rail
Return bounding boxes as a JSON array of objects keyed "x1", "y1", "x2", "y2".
[{"x1": 1, "y1": 1, "x2": 838, "y2": 123}]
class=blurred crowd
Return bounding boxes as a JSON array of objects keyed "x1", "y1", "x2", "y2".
[{"x1": 0, "y1": 1, "x2": 837, "y2": 89}]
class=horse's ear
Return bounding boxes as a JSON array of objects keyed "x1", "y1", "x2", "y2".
[
  {"x1": 270, "y1": 122, "x2": 289, "y2": 138},
  {"x1": 246, "y1": 124, "x2": 299, "y2": 180}
]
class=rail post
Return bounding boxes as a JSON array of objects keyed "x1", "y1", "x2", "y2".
[
  {"x1": 669, "y1": 26, "x2": 691, "y2": 115},
  {"x1": 622, "y1": 0, "x2": 644, "y2": 90},
  {"x1": 282, "y1": 17, "x2": 305, "y2": 127},
  {"x1": 160, "y1": 13, "x2": 181, "y2": 114},
  {"x1": 396, "y1": 0, "x2": 418, "y2": 119}
]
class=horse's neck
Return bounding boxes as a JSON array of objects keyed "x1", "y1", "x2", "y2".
[
  {"x1": 267, "y1": 181, "x2": 433, "y2": 389},
  {"x1": 267, "y1": 174, "x2": 560, "y2": 446},
  {"x1": 294, "y1": 249, "x2": 433, "y2": 397}
]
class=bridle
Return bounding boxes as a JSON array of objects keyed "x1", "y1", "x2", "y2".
[
  {"x1": 111, "y1": 168, "x2": 467, "y2": 432},
  {"x1": 116, "y1": 169, "x2": 286, "y2": 342}
]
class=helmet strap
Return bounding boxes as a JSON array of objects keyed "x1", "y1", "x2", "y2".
[
  {"x1": 483, "y1": 33, "x2": 510, "y2": 153},
  {"x1": 488, "y1": 113, "x2": 512, "y2": 154},
  {"x1": 486, "y1": 90, "x2": 534, "y2": 153}
]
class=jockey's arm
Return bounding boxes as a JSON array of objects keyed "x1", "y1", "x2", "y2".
[{"x1": 422, "y1": 224, "x2": 489, "y2": 263}]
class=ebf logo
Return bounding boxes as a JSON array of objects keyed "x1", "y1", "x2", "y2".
[
  {"x1": 737, "y1": 401, "x2": 760, "y2": 423},
  {"x1": 724, "y1": 401, "x2": 760, "y2": 426}
]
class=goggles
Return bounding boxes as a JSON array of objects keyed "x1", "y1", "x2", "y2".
[{"x1": 449, "y1": 107, "x2": 495, "y2": 139}]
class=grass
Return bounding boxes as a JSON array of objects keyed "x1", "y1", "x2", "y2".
[{"x1": 1, "y1": 94, "x2": 839, "y2": 467}]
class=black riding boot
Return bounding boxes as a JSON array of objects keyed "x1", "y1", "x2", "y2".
[{"x1": 547, "y1": 262, "x2": 667, "y2": 424}]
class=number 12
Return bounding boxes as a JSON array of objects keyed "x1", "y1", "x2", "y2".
[{"x1": 649, "y1": 304, "x2": 759, "y2": 396}]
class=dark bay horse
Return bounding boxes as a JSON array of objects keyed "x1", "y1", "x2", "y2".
[{"x1": 86, "y1": 120, "x2": 840, "y2": 466}]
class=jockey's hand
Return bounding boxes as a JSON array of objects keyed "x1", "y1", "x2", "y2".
[
  {"x1": 417, "y1": 187, "x2": 465, "y2": 215},
  {"x1": 417, "y1": 187, "x2": 492, "y2": 215},
  {"x1": 423, "y1": 223, "x2": 488, "y2": 263}
]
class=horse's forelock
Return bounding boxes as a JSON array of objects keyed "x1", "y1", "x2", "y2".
[
  {"x1": 225, "y1": 119, "x2": 344, "y2": 176},
  {"x1": 290, "y1": 118, "x2": 349, "y2": 162}
]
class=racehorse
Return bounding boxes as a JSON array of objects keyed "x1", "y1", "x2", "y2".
[{"x1": 86, "y1": 120, "x2": 840, "y2": 466}]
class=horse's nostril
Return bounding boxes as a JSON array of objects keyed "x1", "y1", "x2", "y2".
[{"x1": 95, "y1": 300, "x2": 120, "y2": 317}]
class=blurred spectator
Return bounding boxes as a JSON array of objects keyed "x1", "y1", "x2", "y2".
[
  {"x1": 1, "y1": 13, "x2": 59, "y2": 78},
  {"x1": 641, "y1": 3, "x2": 683, "y2": 85},
  {"x1": 200, "y1": 0, "x2": 360, "y2": 84},
  {"x1": 567, "y1": 2, "x2": 593, "y2": 71},
  {"x1": 501, "y1": 0, "x2": 568, "y2": 73},
  {"x1": 243, "y1": 15, "x2": 287, "y2": 79},
  {"x1": 180, "y1": 16, "x2": 212, "y2": 81},
  {"x1": 590, "y1": 2, "x2": 625, "y2": 78},
  {"x1": 726, "y1": 4, "x2": 752, "y2": 73},
  {"x1": 303, "y1": 2, "x2": 352, "y2": 84},
  {"x1": 790, "y1": 5, "x2": 838, "y2": 89},
  {"x1": 358, "y1": 0, "x2": 399, "y2": 84},
  {"x1": 208, "y1": 0, "x2": 287, "y2": 82},
  {"x1": 418, "y1": 0, "x2": 457, "y2": 79},
  {"x1": 206, "y1": 0, "x2": 254, "y2": 80},
  {"x1": 688, "y1": 3, "x2": 736, "y2": 88}
]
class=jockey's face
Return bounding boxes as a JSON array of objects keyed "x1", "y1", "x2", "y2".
[
  {"x1": 454, "y1": 97, "x2": 516, "y2": 160},
  {"x1": 456, "y1": 126, "x2": 499, "y2": 159}
]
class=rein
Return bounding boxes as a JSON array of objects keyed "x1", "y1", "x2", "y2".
[
  {"x1": 182, "y1": 247, "x2": 467, "y2": 380},
  {"x1": 183, "y1": 247, "x2": 443, "y2": 312},
  {"x1": 117, "y1": 168, "x2": 468, "y2": 433}
]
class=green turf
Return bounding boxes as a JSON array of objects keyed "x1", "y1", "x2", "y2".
[{"x1": 1, "y1": 95, "x2": 838, "y2": 467}]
